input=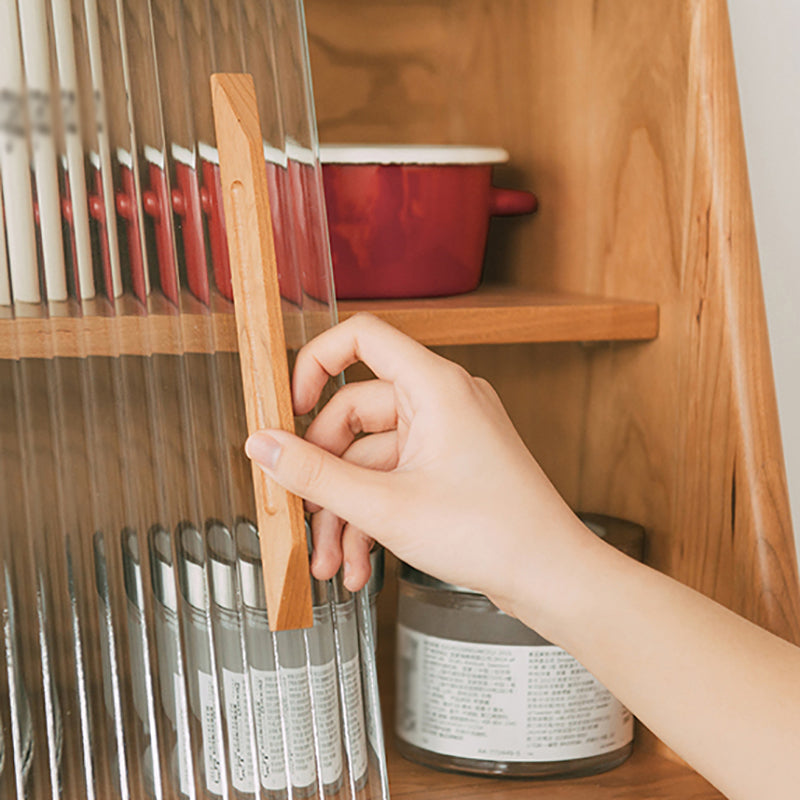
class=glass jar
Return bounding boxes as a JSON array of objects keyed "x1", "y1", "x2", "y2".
[
  {"x1": 234, "y1": 519, "x2": 292, "y2": 799},
  {"x1": 236, "y1": 517, "x2": 348, "y2": 800},
  {"x1": 330, "y1": 576, "x2": 369, "y2": 792},
  {"x1": 366, "y1": 548, "x2": 384, "y2": 646},
  {"x1": 149, "y1": 524, "x2": 193, "y2": 797},
  {"x1": 395, "y1": 514, "x2": 644, "y2": 779},
  {"x1": 177, "y1": 521, "x2": 225, "y2": 798},
  {"x1": 2, "y1": 570, "x2": 34, "y2": 792},
  {"x1": 207, "y1": 520, "x2": 259, "y2": 798},
  {"x1": 122, "y1": 527, "x2": 156, "y2": 794}
]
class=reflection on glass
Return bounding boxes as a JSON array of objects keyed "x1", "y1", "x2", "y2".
[
  {"x1": 4, "y1": 569, "x2": 34, "y2": 793},
  {"x1": 0, "y1": 0, "x2": 389, "y2": 795},
  {"x1": 122, "y1": 527, "x2": 155, "y2": 793}
]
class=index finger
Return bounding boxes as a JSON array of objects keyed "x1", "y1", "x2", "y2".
[{"x1": 292, "y1": 313, "x2": 449, "y2": 415}]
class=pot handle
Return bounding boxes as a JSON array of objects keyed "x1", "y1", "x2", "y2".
[{"x1": 489, "y1": 187, "x2": 538, "y2": 217}]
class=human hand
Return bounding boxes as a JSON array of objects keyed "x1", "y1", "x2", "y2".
[{"x1": 246, "y1": 313, "x2": 594, "y2": 620}]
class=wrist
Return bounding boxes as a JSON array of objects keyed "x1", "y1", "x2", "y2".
[{"x1": 496, "y1": 509, "x2": 620, "y2": 648}]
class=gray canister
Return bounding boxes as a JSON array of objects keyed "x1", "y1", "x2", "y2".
[{"x1": 395, "y1": 514, "x2": 644, "y2": 779}]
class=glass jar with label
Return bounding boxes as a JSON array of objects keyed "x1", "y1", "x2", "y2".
[
  {"x1": 395, "y1": 514, "x2": 644, "y2": 779},
  {"x1": 236, "y1": 518, "x2": 347, "y2": 800},
  {"x1": 177, "y1": 521, "x2": 225, "y2": 797},
  {"x1": 122, "y1": 527, "x2": 155, "y2": 794},
  {"x1": 330, "y1": 577, "x2": 370, "y2": 794},
  {"x1": 149, "y1": 524, "x2": 194, "y2": 798},
  {"x1": 207, "y1": 520, "x2": 259, "y2": 798},
  {"x1": 235, "y1": 519, "x2": 291, "y2": 799}
]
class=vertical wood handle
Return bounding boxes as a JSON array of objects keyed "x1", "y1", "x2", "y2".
[{"x1": 211, "y1": 73, "x2": 312, "y2": 631}]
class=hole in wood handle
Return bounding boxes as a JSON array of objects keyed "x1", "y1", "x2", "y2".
[{"x1": 231, "y1": 178, "x2": 278, "y2": 515}]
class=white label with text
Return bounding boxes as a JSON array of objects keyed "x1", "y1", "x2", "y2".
[
  {"x1": 340, "y1": 656, "x2": 369, "y2": 779},
  {"x1": 396, "y1": 625, "x2": 633, "y2": 763},
  {"x1": 223, "y1": 668, "x2": 255, "y2": 792},
  {"x1": 198, "y1": 670, "x2": 223, "y2": 794}
]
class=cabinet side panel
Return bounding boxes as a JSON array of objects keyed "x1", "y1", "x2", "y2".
[{"x1": 576, "y1": 0, "x2": 800, "y2": 643}]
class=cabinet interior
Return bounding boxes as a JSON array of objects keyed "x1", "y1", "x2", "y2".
[{"x1": 305, "y1": 0, "x2": 800, "y2": 794}]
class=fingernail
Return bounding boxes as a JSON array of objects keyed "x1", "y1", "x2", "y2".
[
  {"x1": 343, "y1": 561, "x2": 354, "y2": 590},
  {"x1": 246, "y1": 433, "x2": 282, "y2": 471}
]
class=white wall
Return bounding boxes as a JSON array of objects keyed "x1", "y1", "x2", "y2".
[{"x1": 728, "y1": 1, "x2": 800, "y2": 562}]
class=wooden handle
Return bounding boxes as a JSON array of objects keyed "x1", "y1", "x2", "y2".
[{"x1": 211, "y1": 73, "x2": 312, "y2": 631}]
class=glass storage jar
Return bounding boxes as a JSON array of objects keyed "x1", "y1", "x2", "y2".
[
  {"x1": 395, "y1": 514, "x2": 644, "y2": 779},
  {"x1": 367, "y1": 547, "x2": 384, "y2": 645}
]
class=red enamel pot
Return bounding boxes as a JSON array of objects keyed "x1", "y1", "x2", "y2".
[{"x1": 319, "y1": 145, "x2": 537, "y2": 299}]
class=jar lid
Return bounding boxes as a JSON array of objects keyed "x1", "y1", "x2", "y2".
[
  {"x1": 121, "y1": 527, "x2": 144, "y2": 612},
  {"x1": 176, "y1": 522, "x2": 208, "y2": 611},
  {"x1": 234, "y1": 518, "x2": 267, "y2": 610},
  {"x1": 149, "y1": 524, "x2": 178, "y2": 613},
  {"x1": 577, "y1": 513, "x2": 645, "y2": 561},
  {"x1": 235, "y1": 517, "x2": 329, "y2": 609},
  {"x1": 397, "y1": 562, "x2": 481, "y2": 596},
  {"x1": 207, "y1": 520, "x2": 237, "y2": 611},
  {"x1": 92, "y1": 531, "x2": 109, "y2": 603}
]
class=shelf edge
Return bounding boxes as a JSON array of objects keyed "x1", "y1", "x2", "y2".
[{"x1": 0, "y1": 293, "x2": 659, "y2": 359}]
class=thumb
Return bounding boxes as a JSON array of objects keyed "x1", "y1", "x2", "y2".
[{"x1": 245, "y1": 429, "x2": 390, "y2": 528}]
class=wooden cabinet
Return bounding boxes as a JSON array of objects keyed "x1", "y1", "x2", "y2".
[
  {"x1": 302, "y1": 0, "x2": 800, "y2": 797},
  {"x1": 0, "y1": 1, "x2": 795, "y2": 798}
]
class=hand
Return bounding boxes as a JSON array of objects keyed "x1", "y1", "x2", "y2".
[{"x1": 246, "y1": 313, "x2": 593, "y2": 620}]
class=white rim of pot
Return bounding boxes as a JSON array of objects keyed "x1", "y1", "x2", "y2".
[{"x1": 318, "y1": 144, "x2": 510, "y2": 165}]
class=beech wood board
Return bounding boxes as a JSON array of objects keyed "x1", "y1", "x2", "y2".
[
  {"x1": 211, "y1": 72, "x2": 312, "y2": 631},
  {"x1": 0, "y1": 288, "x2": 659, "y2": 358}
]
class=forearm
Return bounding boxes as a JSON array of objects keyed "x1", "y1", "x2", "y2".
[{"x1": 512, "y1": 530, "x2": 800, "y2": 800}]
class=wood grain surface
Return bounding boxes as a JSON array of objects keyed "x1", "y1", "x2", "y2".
[
  {"x1": 0, "y1": 288, "x2": 659, "y2": 358},
  {"x1": 211, "y1": 73, "x2": 312, "y2": 631}
]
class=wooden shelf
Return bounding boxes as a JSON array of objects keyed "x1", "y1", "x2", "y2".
[
  {"x1": 0, "y1": 287, "x2": 659, "y2": 359},
  {"x1": 339, "y1": 287, "x2": 659, "y2": 347},
  {"x1": 384, "y1": 741, "x2": 723, "y2": 799}
]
